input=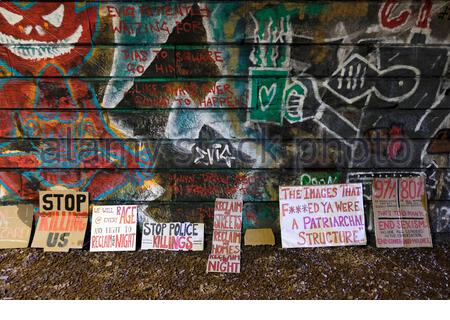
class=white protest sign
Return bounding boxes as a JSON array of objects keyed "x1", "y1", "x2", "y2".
[
  {"x1": 142, "y1": 221, "x2": 204, "y2": 251},
  {"x1": 207, "y1": 198, "x2": 243, "y2": 273},
  {"x1": 90, "y1": 205, "x2": 137, "y2": 252},
  {"x1": 279, "y1": 183, "x2": 366, "y2": 248}
]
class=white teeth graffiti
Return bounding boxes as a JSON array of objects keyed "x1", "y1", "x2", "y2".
[
  {"x1": 0, "y1": 24, "x2": 82, "y2": 60},
  {"x1": 6, "y1": 46, "x2": 73, "y2": 60}
]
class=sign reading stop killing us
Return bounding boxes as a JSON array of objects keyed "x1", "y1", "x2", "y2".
[
  {"x1": 90, "y1": 205, "x2": 137, "y2": 252},
  {"x1": 32, "y1": 190, "x2": 89, "y2": 252},
  {"x1": 207, "y1": 198, "x2": 243, "y2": 273},
  {"x1": 142, "y1": 221, "x2": 204, "y2": 251},
  {"x1": 279, "y1": 183, "x2": 366, "y2": 248},
  {"x1": 372, "y1": 177, "x2": 432, "y2": 248}
]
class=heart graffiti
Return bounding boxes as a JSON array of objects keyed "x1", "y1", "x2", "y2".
[{"x1": 258, "y1": 83, "x2": 277, "y2": 111}]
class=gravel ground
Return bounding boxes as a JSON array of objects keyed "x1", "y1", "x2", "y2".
[{"x1": 0, "y1": 245, "x2": 449, "y2": 299}]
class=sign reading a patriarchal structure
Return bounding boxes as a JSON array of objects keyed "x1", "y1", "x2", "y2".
[{"x1": 279, "y1": 183, "x2": 366, "y2": 248}]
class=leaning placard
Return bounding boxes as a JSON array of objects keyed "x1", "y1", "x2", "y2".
[
  {"x1": 32, "y1": 190, "x2": 89, "y2": 252},
  {"x1": 373, "y1": 177, "x2": 432, "y2": 248},
  {"x1": 207, "y1": 198, "x2": 243, "y2": 273},
  {"x1": 90, "y1": 205, "x2": 137, "y2": 252},
  {"x1": 0, "y1": 205, "x2": 34, "y2": 249},
  {"x1": 279, "y1": 183, "x2": 366, "y2": 248},
  {"x1": 142, "y1": 221, "x2": 204, "y2": 251}
]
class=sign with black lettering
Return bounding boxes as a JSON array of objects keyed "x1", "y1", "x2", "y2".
[
  {"x1": 32, "y1": 190, "x2": 89, "y2": 252},
  {"x1": 142, "y1": 221, "x2": 204, "y2": 251},
  {"x1": 90, "y1": 205, "x2": 137, "y2": 252}
]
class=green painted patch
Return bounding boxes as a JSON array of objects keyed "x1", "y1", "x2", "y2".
[{"x1": 248, "y1": 68, "x2": 288, "y2": 125}]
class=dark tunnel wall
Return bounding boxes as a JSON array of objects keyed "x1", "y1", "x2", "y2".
[{"x1": 0, "y1": 1, "x2": 449, "y2": 241}]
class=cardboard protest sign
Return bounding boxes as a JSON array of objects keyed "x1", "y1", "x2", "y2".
[
  {"x1": 373, "y1": 177, "x2": 432, "y2": 248},
  {"x1": 207, "y1": 198, "x2": 243, "y2": 273},
  {"x1": 0, "y1": 205, "x2": 34, "y2": 249},
  {"x1": 90, "y1": 205, "x2": 137, "y2": 252},
  {"x1": 279, "y1": 183, "x2": 366, "y2": 248},
  {"x1": 142, "y1": 221, "x2": 204, "y2": 251},
  {"x1": 32, "y1": 190, "x2": 89, "y2": 252},
  {"x1": 244, "y1": 228, "x2": 275, "y2": 246}
]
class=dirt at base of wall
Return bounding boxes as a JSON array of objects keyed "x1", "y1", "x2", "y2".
[{"x1": 1, "y1": 245, "x2": 449, "y2": 299}]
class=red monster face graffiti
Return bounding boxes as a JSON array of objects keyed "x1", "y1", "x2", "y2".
[{"x1": 0, "y1": 3, "x2": 97, "y2": 75}]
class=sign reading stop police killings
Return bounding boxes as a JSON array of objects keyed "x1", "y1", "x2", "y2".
[
  {"x1": 90, "y1": 205, "x2": 137, "y2": 252},
  {"x1": 279, "y1": 183, "x2": 366, "y2": 248},
  {"x1": 142, "y1": 221, "x2": 204, "y2": 251},
  {"x1": 32, "y1": 190, "x2": 89, "y2": 252}
]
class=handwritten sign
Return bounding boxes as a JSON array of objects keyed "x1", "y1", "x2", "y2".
[
  {"x1": 90, "y1": 205, "x2": 137, "y2": 252},
  {"x1": 32, "y1": 190, "x2": 89, "y2": 252},
  {"x1": 373, "y1": 177, "x2": 432, "y2": 248},
  {"x1": 142, "y1": 221, "x2": 204, "y2": 251},
  {"x1": 207, "y1": 255, "x2": 241, "y2": 273},
  {"x1": 279, "y1": 183, "x2": 366, "y2": 248},
  {"x1": 207, "y1": 198, "x2": 242, "y2": 273},
  {"x1": 0, "y1": 205, "x2": 34, "y2": 249}
]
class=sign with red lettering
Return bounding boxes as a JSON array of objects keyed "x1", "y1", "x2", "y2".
[
  {"x1": 373, "y1": 177, "x2": 432, "y2": 248},
  {"x1": 279, "y1": 183, "x2": 366, "y2": 248},
  {"x1": 90, "y1": 205, "x2": 137, "y2": 252},
  {"x1": 207, "y1": 198, "x2": 242, "y2": 273},
  {"x1": 207, "y1": 255, "x2": 241, "y2": 273},
  {"x1": 32, "y1": 190, "x2": 89, "y2": 252},
  {"x1": 142, "y1": 221, "x2": 204, "y2": 251},
  {"x1": 0, "y1": 205, "x2": 34, "y2": 249}
]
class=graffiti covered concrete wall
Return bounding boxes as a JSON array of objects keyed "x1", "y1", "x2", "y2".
[{"x1": 0, "y1": 1, "x2": 449, "y2": 240}]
